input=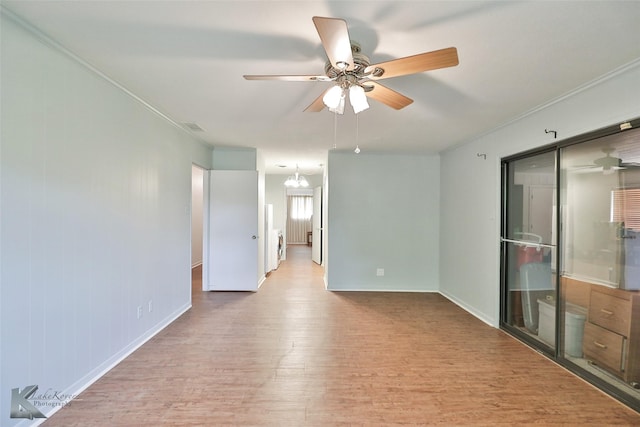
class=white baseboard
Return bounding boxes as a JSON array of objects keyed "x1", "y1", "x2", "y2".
[
  {"x1": 323, "y1": 286, "x2": 498, "y2": 328},
  {"x1": 439, "y1": 290, "x2": 498, "y2": 328},
  {"x1": 328, "y1": 287, "x2": 439, "y2": 293},
  {"x1": 28, "y1": 303, "x2": 192, "y2": 426},
  {"x1": 191, "y1": 261, "x2": 202, "y2": 269},
  {"x1": 258, "y1": 274, "x2": 266, "y2": 289}
]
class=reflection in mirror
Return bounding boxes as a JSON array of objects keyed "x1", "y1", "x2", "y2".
[
  {"x1": 560, "y1": 127, "x2": 640, "y2": 405},
  {"x1": 561, "y1": 130, "x2": 640, "y2": 289}
]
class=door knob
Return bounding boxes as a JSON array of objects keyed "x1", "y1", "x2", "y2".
[{"x1": 252, "y1": 235, "x2": 257, "y2": 239}]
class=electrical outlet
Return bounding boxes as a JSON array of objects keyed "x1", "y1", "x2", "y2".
[
  {"x1": 137, "y1": 306, "x2": 143, "y2": 319},
  {"x1": 376, "y1": 268, "x2": 385, "y2": 277},
  {"x1": 148, "y1": 300, "x2": 153, "y2": 313}
]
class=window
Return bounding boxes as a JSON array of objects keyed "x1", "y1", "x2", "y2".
[
  {"x1": 289, "y1": 196, "x2": 313, "y2": 220},
  {"x1": 611, "y1": 188, "x2": 640, "y2": 231}
]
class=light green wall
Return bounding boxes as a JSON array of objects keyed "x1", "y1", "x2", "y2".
[
  {"x1": 212, "y1": 147, "x2": 257, "y2": 170},
  {"x1": 440, "y1": 59, "x2": 640, "y2": 326},
  {"x1": 0, "y1": 11, "x2": 213, "y2": 423},
  {"x1": 327, "y1": 151, "x2": 440, "y2": 291}
]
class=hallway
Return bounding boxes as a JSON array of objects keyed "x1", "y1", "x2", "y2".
[{"x1": 43, "y1": 246, "x2": 639, "y2": 425}]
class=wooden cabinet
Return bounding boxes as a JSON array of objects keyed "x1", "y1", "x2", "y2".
[{"x1": 582, "y1": 286, "x2": 640, "y2": 386}]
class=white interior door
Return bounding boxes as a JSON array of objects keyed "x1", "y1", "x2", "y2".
[
  {"x1": 312, "y1": 186, "x2": 322, "y2": 264},
  {"x1": 205, "y1": 170, "x2": 258, "y2": 291}
]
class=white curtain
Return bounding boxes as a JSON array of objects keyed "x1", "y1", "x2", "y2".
[{"x1": 287, "y1": 195, "x2": 313, "y2": 244}]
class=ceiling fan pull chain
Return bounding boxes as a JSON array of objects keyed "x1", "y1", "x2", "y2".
[
  {"x1": 333, "y1": 109, "x2": 338, "y2": 149},
  {"x1": 355, "y1": 114, "x2": 361, "y2": 154}
]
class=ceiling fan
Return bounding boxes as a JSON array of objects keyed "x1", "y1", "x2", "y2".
[
  {"x1": 243, "y1": 16, "x2": 459, "y2": 114},
  {"x1": 571, "y1": 148, "x2": 640, "y2": 174}
]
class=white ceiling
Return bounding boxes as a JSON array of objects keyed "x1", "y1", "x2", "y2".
[{"x1": 4, "y1": 1, "x2": 640, "y2": 175}]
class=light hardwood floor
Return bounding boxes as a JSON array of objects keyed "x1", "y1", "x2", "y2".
[{"x1": 43, "y1": 245, "x2": 640, "y2": 425}]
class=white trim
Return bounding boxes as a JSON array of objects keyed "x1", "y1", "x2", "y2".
[
  {"x1": 25, "y1": 303, "x2": 192, "y2": 426},
  {"x1": 258, "y1": 274, "x2": 266, "y2": 289},
  {"x1": 327, "y1": 288, "x2": 439, "y2": 293},
  {"x1": 191, "y1": 261, "x2": 203, "y2": 269},
  {"x1": 202, "y1": 171, "x2": 211, "y2": 291},
  {"x1": 441, "y1": 57, "x2": 640, "y2": 155},
  {"x1": 439, "y1": 290, "x2": 497, "y2": 328},
  {"x1": 0, "y1": 5, "x2": 209, "y2": 148}
]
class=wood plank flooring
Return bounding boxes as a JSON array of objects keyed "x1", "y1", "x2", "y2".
[{"x1": 43, "y1": 245, "x2": 640, "y2": 425}]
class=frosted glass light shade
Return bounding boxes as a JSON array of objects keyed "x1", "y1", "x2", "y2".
[
  {"x1": 323, "y1": 85, "x2": 344, "y2": 109},
  {"x1": 329, "y1": 94, "x2": 345, "y2": 114},
  {"x1": 349, "y1": 85, "x2": 369, "y2": 114}
]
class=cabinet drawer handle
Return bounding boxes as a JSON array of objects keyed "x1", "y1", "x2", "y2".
[
  {"x1": 600, "y1": 308, "x2": 614, "y2": 316},
  {"x1": 594, "y1": 341, "x2": 608, "y2": 349}
]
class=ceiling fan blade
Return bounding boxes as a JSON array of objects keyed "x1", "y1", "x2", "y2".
[
  {"x1": 243, "y1": 74, "x2": 331, "y2": 82},
  {"x1": 365, "y1": 47, "x2": 459, "y2": 80},
  {"x1": 312, "y1": 16, "x2": 355, "y2": 71},
  {"x1": 363, "y1": 81, "x2": 413, "y2": 110},
  {"x1": 304, "y1": 90, "x2": 328, "y2": 112}
]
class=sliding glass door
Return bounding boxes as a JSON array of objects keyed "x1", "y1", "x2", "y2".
[
  {"x1": 501, "y1": 150, "x2": 557, "y2": 351},
  {"x1": 559, "y1": 127, "x2": 640, "y2": 406},
  {"x1": 501, "y1": 119, "x2": 640, "y2": 411}
]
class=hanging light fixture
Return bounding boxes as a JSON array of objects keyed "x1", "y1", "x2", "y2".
[
  {"x1": 329, "y1": 92, "x2": 346, "y2": 114},
  {"x1": 322, "y1": 86, "x2": 344, "y2": 110},
  {"x1": 284, "y1": 165, "x2": 309, "y2": 188},
  {"x1": 322, "y1": 79, "x2": 369, "y2": 115},
  {"x1": 349, "y1": 85, "x2": 369, "y2": 114}
]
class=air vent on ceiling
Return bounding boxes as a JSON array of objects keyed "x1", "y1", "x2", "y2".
[{"x1": 182, "y1": 122, "x2": 204, "y2": 132}]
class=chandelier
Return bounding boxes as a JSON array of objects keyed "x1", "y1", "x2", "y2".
[{"x1": 284, "y1": 165, "x2": 309, "y2": 188}]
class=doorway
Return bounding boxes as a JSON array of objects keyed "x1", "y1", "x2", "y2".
[
  {"x1": 265, "y1": 173, "x2": 325, "y2": 275},
  {"x1": 191, "y1": 164, "x2": 205, "y2": 296},
  {"x1": 284, "y1": 187, "x2": 323, "y2": 265}
]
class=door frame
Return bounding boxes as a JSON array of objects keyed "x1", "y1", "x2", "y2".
[
  {"x1": 203, "y1": 170, "x2": 259, "y2": 291},
  {"x1": 499, "y1": 117, "x2": 640, "y2": 412},
  {"x1": 312, "y1": 186, "x2": 322, "y2": 264}
]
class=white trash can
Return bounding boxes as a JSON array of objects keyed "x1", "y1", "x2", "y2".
[{"x1": 537, "y1": 298, "x2": 587, "y2": 358}]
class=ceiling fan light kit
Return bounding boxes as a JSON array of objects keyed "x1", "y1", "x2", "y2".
[
  {"x1": 323, "y1": 85, "x2": 345, "y2": 111},
  {"x1": 329, "y1": 94, "x2": 345, "y2": 114},
  {"x1": 322, "y1": 83, "x2": 369, "y2": 114},
  {"x1": 348, "y1": 85, "x2": 369, "y2": 114},
  {"x1": 243, "y1": 16, "x2": 459, "y2": 113}
]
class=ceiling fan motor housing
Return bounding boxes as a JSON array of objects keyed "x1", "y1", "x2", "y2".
[{"x1": 324, "y1": 42, "x2": 371, "y2": 80}]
